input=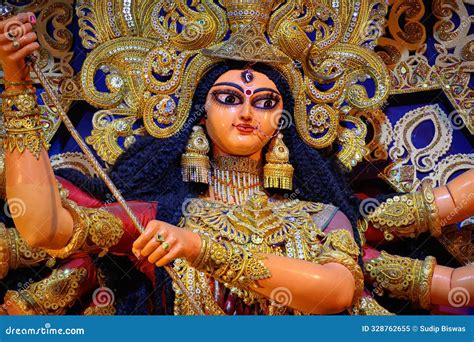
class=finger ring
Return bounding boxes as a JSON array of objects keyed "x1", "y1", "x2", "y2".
[
  {"x1": 155, "y1": 233, "x2": 165, "y2": 243},
  {"x1": 162, "y1": 242, "x2": 170, "y2": 251},
  {"x1": 12, "y1": 39, "x2": 20, "y2": 49}
]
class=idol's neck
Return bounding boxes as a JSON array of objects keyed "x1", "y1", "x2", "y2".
[{"x1": 207, "y1": 154, "x2": 264, "y2": 205}]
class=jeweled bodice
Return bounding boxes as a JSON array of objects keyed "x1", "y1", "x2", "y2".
[{"x1": 173, "y1": 192, "x2": 352, "y2": 315}]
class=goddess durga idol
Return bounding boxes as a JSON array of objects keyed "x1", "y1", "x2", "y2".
[{"x1": 0, "y1": 0, "x2": 472, "y2": 315}]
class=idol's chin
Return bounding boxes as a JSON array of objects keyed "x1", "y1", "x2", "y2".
[{"x1": 214, "y1": 134, "x2": 265, "y2": 157}]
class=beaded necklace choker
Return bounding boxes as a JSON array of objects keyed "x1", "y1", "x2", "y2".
[{"x1": 210, "y1": 156, "x2": 263, "y2": 205}]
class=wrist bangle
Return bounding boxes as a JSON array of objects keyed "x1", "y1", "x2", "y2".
[
  {"x1": 4, "y1": 80, "x2": 33, "y2": 87},
  {"x1": 191, "y1": 234, "x2": 209, "y2": 269},
  {"x1": 2, "y1": 93, "x2": 39, "y2": 113},
  {"x1": 192, "y1": 235, "x2": 271, "y2": 289},
  {"x1": 421, "y1": 180, "x2": 442, "y2": 237},
  {"x1": 1, "y1": 88, "x2": 36, "y2": 98},
  {"x1": 365, "y1": 251, "x2": 437, "y2": 309}
]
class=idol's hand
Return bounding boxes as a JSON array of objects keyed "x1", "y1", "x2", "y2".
[
  {"x1": 132, "y1": 220, "x2": 201, "y2": 267},
  {"x1": 0, "y1": 12, "x2": 39, "y2": 82}
]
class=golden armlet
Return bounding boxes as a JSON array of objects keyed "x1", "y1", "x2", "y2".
[
  {"x1": 192, "y1": 234, "x2": 272, "y2": 289},
  {"x1": 365, "y1": 251, "x2": 437, "y2": 310},
  {"x1": 367, "y1": 181, "x2": 441, "y2": 240},
  {"x1": 45, "y1": 191, "x2": 124, "y2": 259},
  {"x1": 0, "y1": 224, "x2": 49, "y2": 279},
  {"x1": 4, "y1": 267, "x2": 88, "y2": 315},
  {"x1": 313, "y1": 229, "x2": 365, "y2": 305},
  {"x1": 1, "y1": 89, "x2": 47, "y2": 159}
]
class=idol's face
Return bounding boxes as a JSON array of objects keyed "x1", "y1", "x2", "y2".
[{"x1": 204, "y1": 69, "x2": 283, "y2": 157}]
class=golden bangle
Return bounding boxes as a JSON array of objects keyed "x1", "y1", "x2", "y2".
[
  {"x1": 192, "y1": 235, "x2": 271, "y2": 289},
  {"x1": 418, "y1": 256, "x2": 437, "y2": 309},
  {"x1": 2, "y1": 92, "x2": 38, "y2": 112},
  {"x1": 4, "y1": 267, "x2": 88, "y2": 315},
  {"x1": 3, "y1": 129, "x2": 48, "y2": 160},
  {"x1": 4, "y1": 80, "x2": 33, "y2": 87},
  {"x1": 421, "y1": 181, "x2": 442, "y2": 237},
  {"x1": 44, "y1": 198, "x2": 89, "y2": 259},
  {"x1": 0, "y1": 88, "x2": 35, "y2": 98},
  {"x1": 45, "y1": 185, "x2": 124, "y2": 258},
  {"x1": 3, "y1": 108, "x2": 41, "y2": 118},
  {"x1": 367, "y1": 192, "x2": 430, "y2": 240},
  {"x1": 191, "y1": 234, "x2": 208, "y2": 269},
  {"x1": 365, "y1": 251, "x2": 437, "y2": 309},
  {"x1": 4, "y1": 116, "x2": 42, "y2": 130}
]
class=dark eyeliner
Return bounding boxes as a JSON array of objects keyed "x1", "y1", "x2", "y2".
[
  {"x1": 252, "y1": 93, "x2": 281, "y2": 109},
  {"x1": 211, "y1": 89, "x2": 244, "y2": 105}
]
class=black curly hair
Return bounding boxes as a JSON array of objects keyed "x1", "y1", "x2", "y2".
[{"x1": 55, "y1": 60, "x2": 363, "y2": 314}]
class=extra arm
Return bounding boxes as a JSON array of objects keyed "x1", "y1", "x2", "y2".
[
  {"x1": 433, "y1": 168, "x2": 474, "y2": 226},
  {"x1": 0, "y1": 13, "x2": 74, "y2": 249},
  {"x1": 364, "y1": 247, "x2": 474, "y2": 309},
  {"x1": 6, "y1": 149, "x2": 74, "y2": 249},
  {"x1": 367, "y1": 168, "x2": 474, "y2": 240}
]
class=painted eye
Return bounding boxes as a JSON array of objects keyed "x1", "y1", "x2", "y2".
[
  {"x1": 253, "y1": 98, "x2": 278, "y2": 109},
  {"x1": 214, "y1": 93, "x2": 243, "y2": 105}
]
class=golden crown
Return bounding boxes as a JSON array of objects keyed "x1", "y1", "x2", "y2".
[{"x1": 77, "y1": 0, "x2": 390, "y2": 169}]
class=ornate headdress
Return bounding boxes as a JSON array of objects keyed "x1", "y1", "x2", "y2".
[{"x1": 78, "y1": 0, "x2": 390, "y2": 169}]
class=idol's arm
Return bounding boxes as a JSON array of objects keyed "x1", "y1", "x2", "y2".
[
  {"x1": 368, "y1": 169, "x2": 474, "y2": 240},
  {"x1": 253, "y1": 254, "x2": 357, "y2": 314},
  {"x1": 1, "y1": 13, "x2": 74, "y2": 249},
  {"x1": 431, "y1": 265, "x2": 474, "y2": 307},
  {"x1": 133, "y1": 220, "x2": 362, "y2": 314},
  {"x1": 433, "y1": 168, "x2": 474, "y2": 226}
]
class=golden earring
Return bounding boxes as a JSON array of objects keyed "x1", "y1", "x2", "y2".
[
  {"x1": 264, "y1": 133, "x2": 293, "y2": 190},
  {"x1": 181, "y1": 126, "x2": 210, "y2": 184}
]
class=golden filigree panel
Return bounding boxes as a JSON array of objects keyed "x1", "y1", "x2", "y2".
[
  {"x1": 381, "y1": 0, "x2": 473, "y2": 133},
  {"x1": 76, "y1": 0, "x2": 391, "y2": 170},
  {"x1": 389, "y1": 104, "x2": 453, "y2": 173}
]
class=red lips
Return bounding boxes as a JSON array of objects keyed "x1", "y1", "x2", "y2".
[{"x1": 233, "y1": 123, "x2": 257, "y2": 133}]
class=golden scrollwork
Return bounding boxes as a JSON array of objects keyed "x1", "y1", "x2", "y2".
[
  {"x1": 377, "y1": 0, "x2": 426, "y2": 68},
  {"x1": 389, "y1": 104, "x2": 453, "y2": 174},
  {"x1": 355, "y1": 109, "x2": 393, "y2": 162},
  {"x1": 433, "y1": 0, "x2": 473, "y2": 134},
  {"x1": 75, "y1": 0, "x2": 390, "y2": 170},
  {"x1": 425, "y1": 153, "x2": 474, "y2": 188},
  {"x1": 336, "y1": 116, "x2": 370, "y2": 170},
  {"x1": 4, "y1": 267, "x2": 88, "y2": 315}
]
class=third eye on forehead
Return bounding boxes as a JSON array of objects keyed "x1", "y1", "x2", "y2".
[{"x1": 211, "y1": 82, "x2": 281, "y2": 96}]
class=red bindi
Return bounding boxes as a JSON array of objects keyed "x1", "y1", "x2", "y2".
[{"x1": 245, "y1": 89, "x2": 252, "y2": 96}]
